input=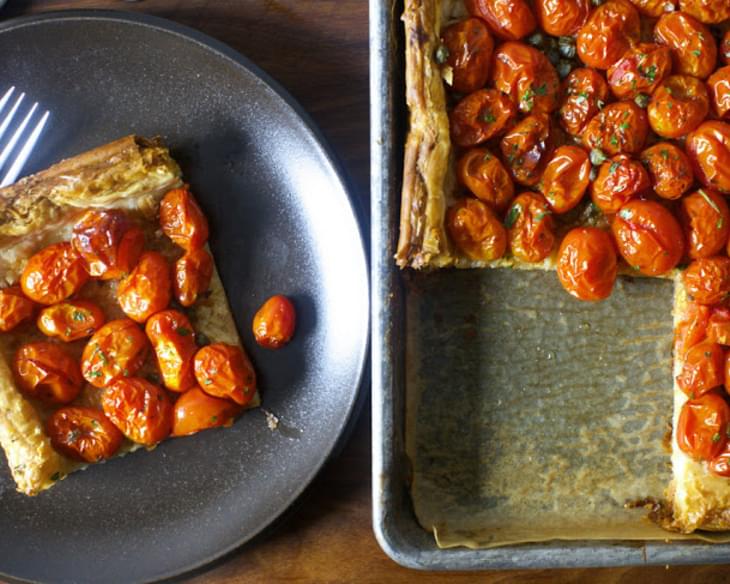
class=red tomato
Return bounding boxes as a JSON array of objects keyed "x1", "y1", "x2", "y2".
[
  {"x1": 194, "y1": 343, "x2": 257, "y2": 405},
  {"x1": 686, "y1": 121, "x2": 730, "y2": 194},
  {"x1": 674, "y1": 302, "x2": 710, "y2": 357},
  {"x1": 576, "y1": 0, "x2": 640, "y2": 70},
  {"x1": 707, "y1": 307, "x2": 730, "y2": 345},
  {"x1": 534, "y1": 0, "x2": 590, "y2": 36},
  {"x1": 102, "y1": 377, "x2": 173, "y2": 446},
  {"x1": 0, "y1": 285, "x2": 35, "y2": 332},
  {"x1": 450, "y1": 89, "x2": 516, "y2": 148},
  {"x1": 456, "y1": 148, "x2": 514, "y2": 212},
  {"x1": 20, "y1": 242, "x2": 89, "y2": 305},
  {"x1": 708, "y1": 66, "x2": 730, "y2": 120},
  {"x1": 628, "y1": 0, "x2": 677, "y2": 17},
  {"x1": 639, "y1": 143, "x2": 694, "y2": 200},
  {"x1": 647, "y1": 75, "x2": 709, "y2": 139},
  {"x1": 174, "y1": 248, "x2": 214, "y2": 307},
  {"x1": 145, "y1": 310, "x2": 197, "y2": 393},
  {"x1": 654, "y1": 11, "x2": 717, "y2": 79},
  {"x1": 446, "y1": 198, "x2": 507, "y2": 261},
  {"x1": 709, "y1": 441, "x2": 730, "y2": 477},
  {"x1": 506, "y1": 192, "x2": 556, "y2": 263},
  {"x1": 171, "y1": 386, "x2": 243, "y2": 437},
  {"x1": 116, "y1": 251, "x2": 172, "y2": 323},
  {"x1": 500, "y1": 113, "x2": 553, "y2": 187},
  {"x1": 676, "y1": 341, "x2": 725, "y2": 398},
  {"x1": 582, "y1": 101, "x2": 649, "y2": 156},
  {"x1": 252, "y1": 295, "x2": 297, "y2": 349},
  {"x1": 606, "y1": 43, "x2": 672, "y2": 100},
  {"x1": 13, "y1": 341, "x2": 83, "y2": 405},
  {"x1": 541, "y1": 145, "x2": 591, "y2": 214},
  {"x1": 464, "y1": 0, "x2": 536, "y2": 41},
  {"x1": 557, "y1": 227, "x2": 617, "y2": 301},
  {"x1": 680, "y1": 189, "x2": 730, "y2": 259},
  {"x1": 81, "y1": 319, "x2": 148, "y2": 388},
  {"x1": 678, "y1": 0, "x2": 730, "y2": 24},
  {"x1": 46, "y1": 407, "x2": 123, "y2": 463},
  {"x1": 559, "y1": 68, "x2": 610, "y2": 136},
  {"x1": 37, "y1": 299, "x2": 106, "y2": 342},
  {"x1": 683, "y1": 257, "x2": 730, "y2": 305},
  {"x1": 590, "y1": 154, "x2": 650, "y2": 214},
  {"x1": 159, "y1": 187, "x2": 209, "y2": 252},
  {"x1": 677, "y1": 393, "x2": 730, "y2": 461},
  {"x1": 439, "y1": 18, "x2": 494, "y2": 94}
]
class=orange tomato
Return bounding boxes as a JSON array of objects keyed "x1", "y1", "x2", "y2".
[
  {"x1": 606, "y1": 43, "x2": 671, "y2": 100},
  {"x1": 456, "y1": 148, "x2": 514, "y2": 212},
  {"x1": 37, "y1": 299, "x2": 106, "y2": 342},
  {"x1": 534, "y1": 0, "x2": 590, "y2": 36},
  {"x1": 582, "y1": 101, "x2": 649, "y2": 156},
  {"x1": 506, "y1": 192, "x2": 556, "y2": 263},
  {"x1": 102, "y1": 377, "x2": 173, "y2": 446},
  {"x1": 71, "y1": 209, "x2": 145, "y2": 280},
  {"x1": 686, "y1": 121, "x2": 730, "y2": 194},
  {"x1": 576, "y1": 0, "x2": 640, "y2": 70},
  {"x1": 557, "y1": 227, "x2": 617, "y2": 301},
  {"x1": 194, "y1": 343, "x2": 257, "y2": 405},
  {"x1": 159, "y1": 187, "x2": 209, "y2": 252},
  {"x1": 46, "y1": 407, "x2": 123, "y2": 463},
  {"x1": 707, "y1": 66, "x2": 730, "y2": 120},
  {"x1": 707, "y1": 307, "x2": 730, "y2": 345},
  {"x1": 116, "y1": 251, "x2": 172, "y2": 323},
  {"x1": 680, "y1": 189, "x2": 730, "y2": 259},
  {"x1": 450, "y1": 89, "x2": 516, "y2": 148},
  {"x1": 541, "y1": 145, "x2": 591, "y2": 214},
  {"x1": 171, "y1": 386, "x2": 243, "y2": 437},
  {"x1": 683, "y1": 257, "x2": 730, "y2": 305},
  {"x1": 678, "y1": 0, "x2": 730, "y2": 24},
  {"x1": 709, "y1": 441, "x2": 730, "y2": 477},
  {"x1": 558, "y1": 68, "x2": 610, "y2": 136},
  {"x1": 13, "y1": 341, "x2": 83, "y2": 405},
  {"x1": 627, "y1": 0, "x2": 677, "y2": 17},
  {"x1": 677, "y1": 393, "x2": 730, "y2": 461},
  {"x1": 674, "y1": 302, "x2": 710, "y2": 357},
  {"x1": 0, "y1": 285, "x2": 35, "y2": 332},
  {"x1": 611, "y1": 200, "x2": 684, "y2": 275},
  {"x1": 647, "y1": 75, "x2": 710, "y2": 139},
  {"x1": 464, "y1": 0, "x2": 536, "y2": 41},
  {"x1": 174, "y1": 248, "x2": 214, "y2": 307},
  {"x1": 639, "y1": 143, "x2": 694, "y2": 200},
  {"x1": 499, "y1": 113, "x2": 553, "y2": 187},
  {"x1": 446, "y1": 198, "x2": 508, "y2": 261},
  {"x1": 654, "y1": 12, "x2": 717, "y2": 79},
  {"x1": 439, "y1": 18, "x2": 494, "y2": 94},
  {"x1": 253, "y1": 295, "x2": 297, "y2": 350},
  {"x1": 676, "y1": 341, "x2": 725, "y2": 398},
  {"x1": 81, "y1": 319, "x2": 148, "y2": 388},
  {"x1": 590, "y1": 154, "x2": 650, "y2": 214},
  {"x1": 145, "y1": 310, "x2": 197, "y2": 393},
  {"x1": 20, "y1": 242, "x2": 89, "y2": 305}
]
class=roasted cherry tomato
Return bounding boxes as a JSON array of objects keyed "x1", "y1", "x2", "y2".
[
  {"x1": 722, "y1": 30, "x2": 730, "y2": 65},
  {"x1": 252, "y1": 295, "x2": 297, "y2": 350},
  {"x1": 13, "y1": 341, "x2": 83, "y2": 405},
  {"x1": 628, "y1": 0, "x2": 677, "y2": 17},
  {"x1": 674, "y1": 302, "x2": 710, "y2": 357},
  {"x1": 145, "y1": 310, "x2": 197, "y2": 393},
  {"x1": 439, "y1": 18, "x2": 494, "y2": 94},
  {"x1": 446, "y1": 198, "x2": 508, "y2": 261},
  {"x1": 194, "y1": 343, "x2": 257, "y2": 405},
  {"x1": 71, "y1": 209, "x2": 145, "y2": 280},
  {"x1": 647, "y1": 75, "x2": 709, "y2": 139},
  {"x1": 557, "y1": 227, "x2": 617, "y2": 301},
  {"x1": 709, "y1": 441, "x2": 730, "y2": 477},
  {"x1": 506, "y1": 192, "x2": 556, "y2": 263},
  {"x1": 450, "y1": 89, "x2": 516, "y2": 148},
  {"x1": 707, "y1": 306, "x2": 730, "y2": 345},
  {"x1": 559, "y1": 68, "x2": 610, "y2": 136},
  {"x1": 102, "y1": 377, "x2": 173, "y2": 446},
  {"x1": 676, "y1": 341, "x2": 725, "y2": 398},
  {"x1": 611, "y1": 200, "x2": 684, "y2": 275},
  {"x1": 171, "y1": 386, "x2": 243, "y2": 437},
  {"x1": 606, "y1": 43, "x2": 671, "y2": 100},
  {"x1": 456, "y1": 148, "x2": 514, "y2": 212},
  {"x1": 708, "y1": 66, "x2": 730, "y2": 120},
  {"x1": 534, "y1": 0, "x2": 590, "y2": 36},
  {"x1": 678, "y1": 0, "x2": 730, "y2": 24},
  {"x1": 680, "y1": 189, "x2": 730, "y2": 259},
  {"x1": 116, "y1": 251, "x2": 171, "y2": 323},
  {"x1": 46, "y1": 407, "x2": 123, "y2": 463},
  {"x1": 37, "y1": 299, "x2": 106, "y2": 342},
  {"x1": 590, "y1": 154, "x2": 650, "y2": 214},
  {"x1": 174, "y1": 248, "x2": 213, "y2": 307},
  {"x1": 639, "y1": 143, "x2": 694, "y2": 200},
  {"x1": 654, "y1": 12, "x2": 717, "y2": 79},
  {"x1": 20, "y1": 242, "x2": 89, "y2": 305},
  {"x1": 677, "y1": 393, "x2": 730, "y2": 461},
  {"x1": 159, "y1": 187, "x2": 209, "y2": 252},
  {"x1": 81, "y1": 319, "x2": 148, "y2": 388},
  {"x1": 464, "y1": 0, "x2": 536, "y2": 41},
  {"x1": 0, "y1": 285, "x2": 35, "y2": 332},
  {"x1": 683, "y1": 256, "x2": 730, "y2": 304},
  {"x1": 491, "y1": 42, "x2": 560, "y2": 114},
  {"x1": 576, "y1": 0, "x2": 640, "y2": 70},
  {"x1": 686, "y1": 121, "x2": 730, "y2": 194},
  {"x1": 541, "y1": 145, "x2": 591, "y2": 214},
  {"x1": 500, "y1": 113, "x2": 553, "y2": 187},
  {"x1": 582, "y1": 101, "x2": 649, "y2": 156}
]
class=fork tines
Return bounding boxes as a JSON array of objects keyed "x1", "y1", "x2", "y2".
[{"x1": 0, "y1": 87, "x2": 50, "y2": 188}]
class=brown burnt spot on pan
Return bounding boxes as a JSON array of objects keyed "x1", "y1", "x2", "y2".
[{"x1": 625, "y1": 497, "x2": 675, "y2": 529}]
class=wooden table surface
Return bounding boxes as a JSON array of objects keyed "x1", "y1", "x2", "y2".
[{"x1": 6, "y1": 1, "x2": 730, "y2": 582}]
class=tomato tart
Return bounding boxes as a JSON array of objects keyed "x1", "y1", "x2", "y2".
[{"x1": 0, "y1": 136, "x2": 259, "y2": 495}]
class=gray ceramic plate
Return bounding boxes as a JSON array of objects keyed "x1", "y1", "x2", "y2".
[{"x1": 0, "y1": 10, "x2": 368, "y2": 584}]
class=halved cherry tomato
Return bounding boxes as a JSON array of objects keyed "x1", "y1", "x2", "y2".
[
  {"x1": 678, "y1": 0, "x2": 730, "y2": 24},
  {"x1": 557, "y1": 227, "x2": 617, "y2": 301},
  {"x1": 676, "y1": 341, "x2": 725, "y2": 398},
  {"x1": 683, "y1": 256, "x2": 730, "y2": 305},
  {"x1": 81, "y1": 319, "x2": 148, "y2": 388},
  {"x1": 654, "y1": 11, "x2": 717, "y2": 79},
  {"x1": 628, "y1": 0, "x2": 676, "y2": 17},
  {"x1": 709, "y1": 441, "x2": 730, "y2": 477},
  {"x1": 171, "y1": 386, "x2": 243, "y2": 437},
  {"x1": 252, "y1": 295, "x2": 297, "y2": 350},
  {"x1": 71, "y1": 209, "x2": 145, "y2": 280},
  {"x1": 102, "y1": 377, "x2": 173, "y2": 446},
  {"x1": 456, "y1": 148, "x2": 514, "y2": 212},
  {"x1": 145, "y1": 310, "x2": 197, "y2": 392},
  {"x1": 707, "y1": 307, "x2": 730, "y2": 345},
  {"x1": 576, "y1": 0, "x2": 640, "y2": 70},
  {"x1": 13, "y1": 341, "x2": 83, "y2": 405},
  {"x1": 46, "y1": 407, "x2": 123, "y2": 463},
  {"x1": 450, "y1": 89, "x2": 516, "y2": 148},
  {"x1": 708, "y1": 66, "x2": 730, "y2": 120},
  {"x1": 639, "y1": 143, "x2": 694, "y2": 200},
  {"x1": 541, "y1": 145, "x2": 591, "y2": 214},
  {"x1": 174, "y1": 248, "x2": 214, "y2": 307},
  {"x1": 37, "y1": 299, "x2": 106, "y2": 342},
  {"x1": 590, "y1": 154, "x2": 650, "y2": 214},
  {"x1": 686, "y1": 121, "x2": 730, "y2": 194},
  {"x1": 194, "y1": 343, "x2": 257, "y2": 405},
  {"x1": 582, "y1": 101, "x2": 649, "y2": 156},
  {"x1": 0, "y1": 285, "x2": 35, "y2": 332},
  {"x1": 500, "y1": 113, "x2": 553, "y2": 187},
  {"x1": 611, "y1": 200, "x2": 684, "y2": 275},
  {"x1": 159, "y1": 187, "x2": 209, "y2": 252},
  {"x1": 491, "y1": 42, "x2": 560, "y2": 114},
  {"x1": 534, "y1": 0, "x2": 590, "y2": 36},
  {"x1": 559, "y1": 68, "x2": 610, "y2": 136},
  {"x1": 606, "y1": 43, "x2": 671, "y2": 100},
  {"x1": 20, "y1": 242, "x2": 89, "y2": 305},
  {"x1": 506, "y1": 192, "x2": 556, "y2": 263},
  {"x1": 439, "y1": 18, "x2": 494, "y2": 94},
  {"x1": 117, "y1": 251, "x2": 171, "y2": 323},
  {"x1": 647, "y1": 75, "x2": 709, "y2": 139},
  {"x1": 680, "y1": 189, "x2": 730, "y2": 259},
  {"x1": 674, "y1": 302, "x2": 710, "y2": 357},
  {"x1": 464, "y1": 0, "x2": 536, "y2": 41},
  {"x1": 446, "y1": 198, "x2": 507, "y2": 261},
  {"x1": 677, "y1": 393, "x2": 730, "y2": 461}
]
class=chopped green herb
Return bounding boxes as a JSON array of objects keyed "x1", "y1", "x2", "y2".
[
  {"x1": 176, "y1": 327, "x2": 192, "y2": 336},
  {"x1": 504, "y1": 205, "x2": 521, "y2": 229},
  {"x1": 609, "y1": 161, "x2": 620, "y2": 175},
  {"x1": 590, "y1": 148, "x2": 608, "y2": 166},
  {"x1": 481, "y1": 108, "x2": 496, "y2": 124},
  {"x1": 660, "y1": 149, "x2": 669, "y2": 160},
  {"x1": 596, "y1": 99, "x2": 605, "y2": 110},
  {"x1": 533, "y1": 83, "x2": 548, "y2": 96},
  {"x1": 91, "y1": 419, "x2": 100, "y2": 428},
  {"x1": 535, "y1": 210, "x2": 552, "y2": 222},
  {"x1": 434, "y1": 44, "x2": 450, "y2": 65},
  {"x1": 123, "y1": 368, "x2": 130, "y2": 377},
  {"x1": 713, "y1": 432, "x2": 722, "y2": 443},
  {"x1": 619, "y1": 121, "x2": 630, "y2": 131},
  {"x1": 483, "y1": 152, "x2": 492, "y2": 161},
  {"x1": 204, "y1": 378, "x2": 213, "y2": 385},
  {"x1": 705, "y1": 351, "x2": 713, "y2": 357},
  {"x1": 699, "y1": 189, "x2": 721, "y2": 215},
  {"x1": 72, "y1": 310, "x2": 86, "y2": 322},
  {"x1": 719, "y1": 217, "x2": 725, "y2": 230},
  {"x1": 692, "y1": 49, "x2": 702, "y2": 57},
  {"x1": 575, "y1": 91, "x2": 590, "y2": 103},
  {"x1": 609, "y1": 134, "x2": 619, "y2": 147},
  {"x1": 634, "y1": 93, "x2": 649, "y2": 109},
  {"x1": 87, "y1": 370, "x2": 103, "y2": 378},
  {"x1": 639, "y1": 64, "x2": 657, "y2": 82},
  {"x1": 50, "y1": 472, "x2": 61, "y2": 481},
  {"x1": 619, "y1": 208, "x2": 633, "y2": 221},
  {"x1": 210, "y1": 416, "x2": 218, "y2": 424}
]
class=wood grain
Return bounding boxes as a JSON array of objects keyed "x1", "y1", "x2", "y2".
[{"x1": 5, "y1": 1, "x2": 730, "y2": 582}]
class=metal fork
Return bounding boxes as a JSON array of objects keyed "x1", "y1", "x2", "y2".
[{"x1": 0, "y1": 87, "x2": 50, "y2": 188}]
